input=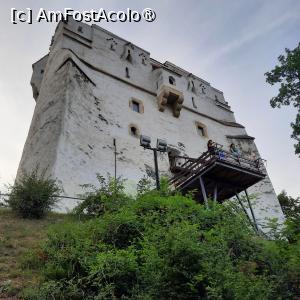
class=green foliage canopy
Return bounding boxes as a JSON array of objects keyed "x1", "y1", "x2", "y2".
[
  {"x1": 265, "y1": 43, "x2": 300, "y2": 156},
  {"x1": 278, "y1": 190, "x2": 300, "y2": 220}
]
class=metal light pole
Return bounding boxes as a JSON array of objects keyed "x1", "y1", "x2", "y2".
[
  {"x1": 140, "y1": 135, "x2": 167, "y2": 190},
  {"x1": 113, "y1": 138, "x2": 117, "y2": 179},
  {"x1": 153, "y1": 148, "x2": 160, "y2": 190}
]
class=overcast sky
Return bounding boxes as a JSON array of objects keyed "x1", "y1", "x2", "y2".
[{"x1": 0, "y1": 0, "x2": 299, "y2": 197}]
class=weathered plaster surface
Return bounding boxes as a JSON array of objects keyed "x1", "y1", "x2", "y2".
[{"x1": 17, "y1": 19, "x2": 285, "y2": 227}]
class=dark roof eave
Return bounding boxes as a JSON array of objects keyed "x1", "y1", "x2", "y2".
[{"x1": 226, "y1": 134, "x2": 255, "y2": 140}]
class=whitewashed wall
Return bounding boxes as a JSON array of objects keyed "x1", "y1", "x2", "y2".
[{"x1": 17, "y1": 19, "x2": 284, "y2": 227}]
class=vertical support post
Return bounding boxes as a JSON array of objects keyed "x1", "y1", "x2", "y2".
[
  {"x1": 113, "y1": 138, "x2": 117, "y2": 180},
  {"x1": 244, "y1": 189, "x2": 259, "y2": 233},
  {"x1": 199, "y1": 176, "x2": 208, "y2": 208},
  {"x1": 153, "y1": 148, "x2": 160, "y2": 190},
  {"x1": 235, "y1": 192, "x2": 255, "y2": 230},
  {"x1": 213, "y1": 184, "x2": 218, "y2": 202}
]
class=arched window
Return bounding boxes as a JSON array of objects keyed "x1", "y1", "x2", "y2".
[
  {"x1": 169, "y1": 76, "x2": 176, "y2": 85},
  {"x1": 131, "y1": 126, "x2": 137, "y2": 136},
  {"x1": 129, "y1": 124, "x2": 140, "y2": 137}
]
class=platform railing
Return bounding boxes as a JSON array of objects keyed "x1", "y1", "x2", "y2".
[
  {"x1": 213, "y1": 149, "x2": 265, "y2": 172},
  {"x1": 170, "y1": 147, "x2": 266, "y2": 189}
]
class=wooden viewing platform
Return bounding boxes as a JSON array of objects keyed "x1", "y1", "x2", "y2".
[
  {"x1": 169, "y1": 146, "x2": 266, "y2": 232},
  {"x1": 170, "y1": 148, "x2": 266, "y2": 203}
]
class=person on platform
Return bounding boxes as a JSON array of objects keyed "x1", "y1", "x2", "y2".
[
  {"x1": 229, "y1": 143, "x2": 240, "y2": 163},
  {"x1": 207, "y1": 140, "x2": 215, "y2": 155},
  {"x1": 250, "y1": 151, "x2": 260, "y2": 169},
  {"x1": 207, "y1": 140, "x2": 225, "y2": 159}
]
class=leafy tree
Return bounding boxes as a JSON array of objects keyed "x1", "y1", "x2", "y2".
[
  {"x1": 265, "y1": 43, "x2": 300, "y2": 155},
  {"x1": 278, "y1": 190, "x2": 300, "y2": 242},
  {"x1": 278, "y1": 190, "x2": 300, "y2": 220}
]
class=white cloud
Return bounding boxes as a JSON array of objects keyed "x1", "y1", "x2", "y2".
[{"x1": 200, "y1": 10, "x2": 300, "y2": 70}]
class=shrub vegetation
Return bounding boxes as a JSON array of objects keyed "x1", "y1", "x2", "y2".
[
  {"x1": 24, "y1": 178, "x2": 300, "y2": 299},
  {"x1": 7, "y1": 169, "x2": 61, "y2": 219}
]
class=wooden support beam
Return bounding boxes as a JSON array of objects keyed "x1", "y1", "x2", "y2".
[
  {"x1": 213, "y1": 184, "x2": 218, "y2": 202},
  {"x1": 244, "y1": 189, "x2": 259, "y2": 233},
  {"x1": 235, "y1": 193, "x2": 256, "y2": 231},
  {"x1": 199, "y1": 176, "x2": 208, "y2": 208}
]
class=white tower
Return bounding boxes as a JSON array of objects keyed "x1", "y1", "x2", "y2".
[{"x1": 17, "y1": 19, "x2": 284, "y2": 228}]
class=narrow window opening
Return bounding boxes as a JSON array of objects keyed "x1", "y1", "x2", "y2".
[
  {"x1": 125, "y1": 67, "x2": 130, "y2": 78},
  {"x1": 200, "y1": 83, "x2": 206, "y2": 94},
  {"x1": 191, "y1": 81, "x2": 196, "y2": 93},
  {"x1": 126, "y1": 49, "x2": 132, "y2": 63},
  {"x1": 192, "y1": 97, "x2": 197, "y2": 109},
  {"x1": 197, "y1": 126, "x2": 205, "y2": 136},
  {"x1": 169, "y1": 76, "x2": 176, "y2": 85},
  {"x1": 131, "y1": 126, "x2": 137, "y2": 135},
  {"x1": 130, "y1": 99, "x2": 144, "y2": 114},
  {"x1": 129, "y1": 125, "x2": 139, "y2": 137},
  {"x1": 195, "y1": 122, "x2": 207, "y2": 137},
  {"x1": 132, "y1": 101, "x2": 140, "y2": 113}
]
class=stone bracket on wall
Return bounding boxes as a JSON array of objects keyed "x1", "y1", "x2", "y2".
[{"x1": 157, "y1": 85, "x2": 184, "y2": 118}]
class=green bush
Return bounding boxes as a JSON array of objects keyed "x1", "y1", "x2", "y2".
[
  {"x1": 7, "y1": 169, "x2": 61, "y2": 219},
  {"x1": 74, "y1": 175, "x2": 132, "y2": 217},
  {"x1": 26, "y1": 185, "x2": 300, "y2": 299}
]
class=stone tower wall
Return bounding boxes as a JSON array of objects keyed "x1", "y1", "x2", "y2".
[{"x1": 17, "y1": 19, "x2": 285, "y2": 226}]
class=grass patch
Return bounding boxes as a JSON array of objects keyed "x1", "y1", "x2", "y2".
[{"x1": 0, "y1": 208, "x2": 67, "y2": 299}]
